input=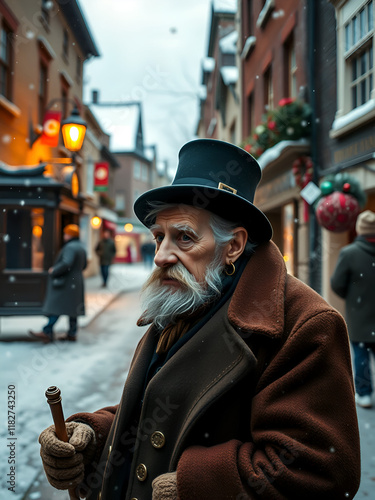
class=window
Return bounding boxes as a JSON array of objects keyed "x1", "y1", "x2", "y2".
[
  {"x1": 5, "y1": 208, "x2": 45, "y2": 271},
  {"x1": 263, "y1": 65, "x2": 273, "y2": 111},
  {"x1": 230, "y1": 120, "x2": 236, "y2": 144},
  {"x1": 41, "y1": 0, "x2": 50, "y2": 26},
  {"x1": 63, "y1": 28, "x2": 69, "y2": 60},
  {"x1": 76, "y1": 55, "x2": 81, "y2": 83},
  {"x1": 142, "y1": 164, "x2": 148, "y2": 182},
  {"x1": 247, "y1": 92, "x2": 254, "y2": 136},
  {"x1": 351, "y1": 46, "x2": 373, "y2": 107},
  {"x1": 39, "y1": 62, "x2": 48, "y2": 124},
  {"x1": 115, "y1": 192, "x2": 125, "y2": 211},
  {"x1": 284, "y1": 34, "x2": 297, "y2": 99},
  {"x1": 343, "y1": 1, "x2": 374, "y2": 110},
  {"x1": 0, "y1": 21, "x2": 12, "y2": 100},
  {"x1": 134, "y1": 160, "x2": 141, "y2": 179}
]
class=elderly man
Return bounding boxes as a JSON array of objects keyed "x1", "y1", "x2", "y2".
[{"x1": 38, "y1": 140, "x2": 360, "y2": 499}]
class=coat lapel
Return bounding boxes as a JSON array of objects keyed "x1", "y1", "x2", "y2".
[{"x1": 228, "y1": 241, "x2": 287, "y2": 338}]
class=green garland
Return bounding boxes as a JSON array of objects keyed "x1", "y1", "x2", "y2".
[{"x1": 240, "y1": 98, "x2": 312, "y2": 158}]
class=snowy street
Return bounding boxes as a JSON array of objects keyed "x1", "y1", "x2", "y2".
[
  {"x1": 0, "y1": 266, "x2": 374, "y2": 499},
  {"x1": 0, "y1": 266, "x2": 149, "y2": 500}
]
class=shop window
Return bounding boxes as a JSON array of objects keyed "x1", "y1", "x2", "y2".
[
  {"x1": 4, "y1": 208, "x2": 45, "y2": 271},
  {"x1": 0, "y1": 21, "x2": 13, "y2": 101},
  {"x1": 282, "y1": 203, "x2": 295, "y2": 276}
]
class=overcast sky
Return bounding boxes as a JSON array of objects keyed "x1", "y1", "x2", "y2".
[{"x1": 79, "y1": 0, "x2": 214, "y2": 175}]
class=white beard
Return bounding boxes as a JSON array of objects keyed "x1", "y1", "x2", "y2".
[{"x1": 139, "y1": 258, "x2": 225, "y2": 330}]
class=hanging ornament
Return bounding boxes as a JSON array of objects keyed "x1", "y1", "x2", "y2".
[{"x1": 314, "y1": 173, "x2": 366, "y2": 232}]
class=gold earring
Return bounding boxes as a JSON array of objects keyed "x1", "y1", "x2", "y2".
[{"x1": 225, "y1": 261, "x2": 235, "y2": 276}]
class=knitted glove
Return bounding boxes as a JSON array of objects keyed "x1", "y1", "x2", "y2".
[
  {"x1": 39, "y1": 422, "x2": 96, "y2": 490},
  {"x1": 152, "y1": 472, "x2": 178, "y2": 500}
]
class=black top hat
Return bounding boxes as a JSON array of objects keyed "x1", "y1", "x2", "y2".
[{"x1": 134, "y1": 139, "x2": 272, "y2": 243}]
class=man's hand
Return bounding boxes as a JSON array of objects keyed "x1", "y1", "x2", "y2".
[
  {"x1": 39, "y1": 422, "x2": 96, "y2": 490},
  {"x1": 152, "y1": 472, "x2": 178, "y2": 500}
]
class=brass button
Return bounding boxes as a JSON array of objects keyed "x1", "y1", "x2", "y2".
[
  {"x1": 136, "y1": 463, "x2": 147, "y2": 481},
  {"x1": 151, "y1": 431, "x2": 166, "y2": 449}
]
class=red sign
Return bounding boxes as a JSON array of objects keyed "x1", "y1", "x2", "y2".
[
  {"x1": 40, "y1": 110, "x2": 61, "y2": 147},
  {"x1": 94, "y1": 162, "x2": 109, "y2": 191}
]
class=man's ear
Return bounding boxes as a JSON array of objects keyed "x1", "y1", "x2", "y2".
[{"x1": 224, "y1": 227, "x2": 248, "y2": 265}]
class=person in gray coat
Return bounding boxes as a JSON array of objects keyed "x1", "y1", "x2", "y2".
[
  {"x1": 95, "y1": 229, "x2": 117, "y2": 287},
  {"x1": 29, "y1": 224, "x2": 87, "y2": 343},
  {"x1": 331, "y1": 210, "x2": 375, "y2": 408}
]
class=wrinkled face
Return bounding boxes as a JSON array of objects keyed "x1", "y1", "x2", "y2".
[{"x1": 150, "y1": 206, "x2": 218, "y2": 285}]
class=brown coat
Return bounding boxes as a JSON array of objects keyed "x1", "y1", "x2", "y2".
[{"x1": 70, "y1": 242, "x2": 360, "y2": 500}]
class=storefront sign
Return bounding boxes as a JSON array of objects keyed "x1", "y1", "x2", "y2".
[
  {"x1": 94, "y1": 162, "x2": 109, "y2": 191},
  {"x1": 332, "y1": 128, "x2": 375, "y2": 166},
  {"x1": 40, "y1": 110, "x2": 61, "y2": 147},
  {"x1": 255, "y1": 170, "x2": 295, "y2": 207}
]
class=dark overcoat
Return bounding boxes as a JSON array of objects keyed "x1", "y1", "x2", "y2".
[
  {"x1": 70, "y1": 242, "x2": 360, "y2": 500},
  {"x1": 42, "y1": 238, "x2": 87, "y2": 317},
  {"x1": 331, "y1": 236, "x2": 375, "y2": 343}
]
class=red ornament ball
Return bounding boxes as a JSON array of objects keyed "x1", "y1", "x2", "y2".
[
  {"x1": 343, "y1": 182, "x2": 351, "y2": 192},
  {"x1": 316, "y1": 191, "x2": 360, "y2": 232}
]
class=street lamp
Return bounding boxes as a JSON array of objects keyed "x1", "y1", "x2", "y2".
[
  {"x1": 61, "y1": 105, "x2": 87, "y2": 152},
  {"x1": 29, "y1": 100, "x2": 87, "y2": 155}
]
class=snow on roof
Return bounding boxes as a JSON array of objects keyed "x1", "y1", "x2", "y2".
[
  {"x1": 220, "y1": 66, "x2": 238, "y2": 86},
  {"x1": 89, "y1": 103, "x2": 141, "y2": 152},
  {"x1": 219, "y1": 30, "x2": 238, "y2": 54},
  {"x1": 213, "y1": 0, "x2": 237, "y2": 14},
  {"x1": 202, "y1": 56, "x2": 216, "y2": 72}
]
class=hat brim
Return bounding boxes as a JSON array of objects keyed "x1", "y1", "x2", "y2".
[{"x1": 134, "y1": 184, "x2": 272, "y2": 243}]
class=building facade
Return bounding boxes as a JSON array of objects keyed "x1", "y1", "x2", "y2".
[
  {"x1": 0, "y1": 0, "x2": 100, "y2": 314},
  {"x1": 320, "y1": 0, "x2": 375, "y2": 308}
]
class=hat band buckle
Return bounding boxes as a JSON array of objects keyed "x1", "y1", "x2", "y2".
[{"x1": 218, "y1": 182, "x2": 237, "y2": 194}]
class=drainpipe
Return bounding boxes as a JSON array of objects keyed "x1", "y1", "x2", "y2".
[{"x1": 307, "y1": 0, "x2": 320, "y2": 293}]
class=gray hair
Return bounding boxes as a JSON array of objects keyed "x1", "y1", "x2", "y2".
[{"x1": 145, "y1": 201, "x2": 257, "y2": 256}]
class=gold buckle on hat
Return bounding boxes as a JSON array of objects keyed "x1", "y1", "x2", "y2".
[{"x1": 218, "y1": 182, "x2": 237, "y2": 194}]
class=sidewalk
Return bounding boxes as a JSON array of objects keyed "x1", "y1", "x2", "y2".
[{"x1": 0, "y1": 263, "x2": 151, "y2": 342}]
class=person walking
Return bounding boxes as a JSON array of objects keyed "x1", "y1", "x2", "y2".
[
  {"x1": 141, "y1": 238, "x2": 155, "y2": 269},
  {"x1": 95, "y1": 229, "x2": 116, "y2": 287},
  {"x1": 331, "y1": 209, "x2": 375, "y2": 409},
  {"x1": 29, "y1": 224, "x2": 87, "y2": 343}
]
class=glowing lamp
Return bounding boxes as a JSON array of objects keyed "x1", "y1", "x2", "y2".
[
  {"x1": 32, "y1": 225, "x2": 43, "y2": 238},
  {"x1": 91, "y1": 216, "x2": 102, "y2": 229},
  {"x1": 61, "y1": 106, "x2": 87, "y2": 152},
  {"x1": 124, "y1": 223, "x2": 133, "y2": 232}
]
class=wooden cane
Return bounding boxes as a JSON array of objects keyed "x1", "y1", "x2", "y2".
[{"x1": 45, "y1": 386, "x2": 79, "y2": 500}]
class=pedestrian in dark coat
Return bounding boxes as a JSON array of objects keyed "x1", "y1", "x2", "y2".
[
  {"x1": 29, "y1": 224, "x2": 87, "y2": 343},
  {"x1": 331, "y1": 209, "x2": 375, "y2": 408},
  {"x1": 95, "y1": 229, "x2": 116, "y2": 287},
  {"x1": 37, "y1": 140, "x2": 360, "y2": 499}
]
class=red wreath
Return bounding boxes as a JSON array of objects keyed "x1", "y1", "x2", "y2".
[{"x1": 292, "y1": 156, "x2": 314, "y2": 222}]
